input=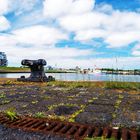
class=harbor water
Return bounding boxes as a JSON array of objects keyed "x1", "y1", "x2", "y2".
[{"x1": 0, "y1": 73, "x2": 140, "y2": 82}]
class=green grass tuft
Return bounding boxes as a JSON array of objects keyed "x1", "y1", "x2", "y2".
[
  {"x1": 84, "y1": 137, "x2": 115, "y2": 140},
  {"x1": 105, "y1": 81, "x2": 140, "y2": 90},
  {"x1": 4, "y1": 108, "x2": 18, "y2": 121},
  {"x1": 34, "y1": 112, "x2": 46, "y2": 118}
]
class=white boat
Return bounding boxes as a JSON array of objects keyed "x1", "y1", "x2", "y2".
[{"x1": 88, "y1": 69, "x2": 101, "y2": 74}]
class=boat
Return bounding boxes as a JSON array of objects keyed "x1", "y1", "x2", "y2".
[{"x1": 88, "y1": 65, "x2": 101, "y2": 74}]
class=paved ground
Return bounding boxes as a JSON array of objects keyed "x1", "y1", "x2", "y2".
[
  {"x1": 0, "y1": 124, "x2": 69, "y2": 140},
  {"x1": 0, "y1": 81, "x2": 139, "y2": 131}
]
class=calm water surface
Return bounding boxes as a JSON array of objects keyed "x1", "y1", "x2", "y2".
[{"x1": 0, "y1": 73, "x2": 140, "y2": 82}]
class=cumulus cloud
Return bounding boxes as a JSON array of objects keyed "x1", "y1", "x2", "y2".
[
  {"x1": 59, "y1": 12, "x2": 108, "y2": 32},
  {"x1": 106, "y1": 32, "x2": 140, "y2": 48},
  {"x1": 132, "y1": 44, "x2": 140, "y2": 56},
  {"x1": 2, "y1": 34, "x2": 140, "y2": 69},
  {"x1": 61, "y1": 10, "x2": 140, "y2": 47},
  {"x1": 0, "y1": 34, "x2": 16, "y2": 47},
  {"x1": 1, "y1": 0, "x2": 140, "y2": 68},
  {"x1": 41, "y1": 57, "x2": 140, "y2": 69},
  {"x1": 43, "y1": 0, "x2": 140, "y2": 48},
  {"x1": 3, "y1": 45, "x2": 91, "y2": 59},
  {"x1": 0, "y1": 16, "x2": 11, "y2": 31},
  {"x1": 0, "y1": 0, "x2": 11, "y2": 31},
  {"x1": 13, "y1": 0, "x2": 40, "y2": 15},
  {"x1": 75, "y1": 29, "x2": 107, "y2": 41},
  {"x1": 94, "y1": 57, "x2": 140, "y2": 69},
  {"x1": 1, "y1": 31, "x2": 140, "y2": 69},
  {"x1": 1, "y1": 43, "x2": 93, "y2": 66},
  {"x1": 95, "y1": 3, "x2": 113, "y2": 14},
  {"x1": 13, "y1": 10, "x2": 46, "y2": 29},
  {"x1": 12, "y1": 25, "x2": 68, "y2": 45},
  {"x1": 0, "y1": 26, "x2": 92, "y2": 66},
  {"x1": 0, "y1": 0, "x2": 40, "y2": 16},
  {"x1": 0, "y1": 0, "x2": 10, "y2": 15},
  {"x1": 0, "y1": 25, "x2": 68, "y2": 46},
  {"x1": 43, "y1": 0, "x2": 95, "y2": 18}
]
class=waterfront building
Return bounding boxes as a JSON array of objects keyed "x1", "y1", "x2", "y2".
[{"x1": 0, "y1": 52, "x2": 8, "y2": 66}]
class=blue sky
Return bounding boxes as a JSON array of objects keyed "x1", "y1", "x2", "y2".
[
  {"x1": 0, "y1": 0, "x2": 140, "y2": 69},
  {"x1": 96, "y1": 0, "x2": 140, "y2": 11}
]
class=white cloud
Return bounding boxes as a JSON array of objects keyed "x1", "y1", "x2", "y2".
[
  {"x1": 0, "y1": 0, "x2": 11, "y2": 31},
  {"x1": 72, "y1": 11, "x2": 140, "y2": 47},
  {"x1": 2, "y1": 38, "x2": 140, "y2": 69},
  {"x1": 1, "y1": 43, "x2": 92, "y2": 67},
  {"x1": 13, "y1": 0, "x2": 40, "y2": 15},
  {"x1": 43, "y1": 0, "x2": 95, "y2": 18},
  {"x1": 1, "y1": 0, "x2": 140, "y2": 49},
  {"x1": 1, "y1": 0, "x2": 140, "y2": 69},
  {"x1": 0, "y1": 0, "x2": 40, "y2": 16},
  {"x1": 132, "y1": 44, "x2": 140, "y2": 56},
  {"x1": 40, "y1": 57, "x2": 140, "y2": 69},
  {"x1": 0, "y1": 34, "x2": 16, "y2": 47},
  {"x1": 0, "y1": 0, "x2": 10, "y2": 15},
  {"x1": 1, "y1": 31, "x2": 140, "y2": 69},
  {"x1": 12, "y1": 25, "x2": 68, "y2": 45},
  {"x1": 42, "y1": 47, "x2": 92, "y2": 58},
  {"x1": 13, "y1": 10, "x2": 46, "y2": 29},
  {"x1": 106, "y1": 31, "x2": 140, "y2": 48},
  {"x1": 104, "y1": 11, "x2": 140, "y2": 32},
  {"x1": 59, "y1": 12, "x2": 108, "y2": 32},
  {"x1": 43, "y1": 0, "x2": 140, "y2": 48},
  {"x1": 0, "y1": 16, "x2": 11, "y2": 31},
  {"x1": 75, "y1": 29, "x2": 107, "y2": 41},
  {"x1": 95, "y1": 3, "x2": 113, "y2": 14},
  {"x1": 0, "y1": 28, "x2": 92, "y2": 66},
  {"x1": 132, "y1": 51, "x2": 140, "y2": 56},
  {"x1": 95, "y1": 57, "x2": 140, "y2": 69}
]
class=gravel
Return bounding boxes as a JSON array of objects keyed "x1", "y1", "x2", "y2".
[{"x1": 0, "y1": 125, "x2": 70, "y2": 140}]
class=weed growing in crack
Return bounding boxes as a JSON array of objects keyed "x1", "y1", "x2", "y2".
[
  {"x1": 112, "y1": 113, "x2": 117, "y2": 119},
  {"x1": 42, "y1": 95, "x2": 51, "y2": 100},
  {"x1": 2, "y1": 100, "x2": 10, "y2": 104},
  {"x1": 47, "y1": 114, "x2": 66, "y2": 121},
  {"x1": 31, "y1": 100, "x2": 38, "y2": 104},
  {"x1": 22, "y1": 105, "x2": 28, "y2": 108},
  {"x1": 48, "y1": 103, "x2": 78, "y2": 110},
  {"x1": 114, "y1": 100, "x2": 121, "y2": 109},
  {"x1": 105, "y1": 81, "x2": 140, "y2": 90},
  {"x1": 0, "y1": 93, "x2": 6, "y2": 98},
  {"x1": 84, "y1": 136, "x2": 115, "y2": 140},
  {"x1": 4, "y1": 108, "x2": 18, "y2": 121},
  {"x1": 46, "y1": 81, "x2": 99, "y2": 89},
  {"x1": 88, "y1": 97, "x2": 98, "y2": 104},
  {"x1": 4, "y1": 80, "x2": 13, "y2": 85},
  {"x1": 34, "y1": 112, "x2": 46, "y2": 118},
  {"x1": 69, "y1": 105, "x2": 85, "y2": 122},
  {"x1": 118, "y1": 94, "x2": 124, "y2": 99}
]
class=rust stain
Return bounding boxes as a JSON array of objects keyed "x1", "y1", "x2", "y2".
[{"x1": 0, "y1": 115, "x2": 139, "y2": 140}]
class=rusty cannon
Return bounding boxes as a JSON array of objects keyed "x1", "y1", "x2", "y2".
[{"x1": 17, "y1": 59, "x2": 55, "y2": 82}]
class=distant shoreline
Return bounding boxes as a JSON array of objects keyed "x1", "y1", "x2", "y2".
[
  {"x1": 0, "y1": 71, "x2": 30, "y2": 73},
  {"x1": 0, "y1": 67, "x2": 76, "y2": 73},
  {"x1": 0, "y1": 71, "x2": 76, "y2": 73}
]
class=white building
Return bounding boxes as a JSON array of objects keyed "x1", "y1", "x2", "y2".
[{"x1": 0, "y1": 52, "x2": 8, "y2": 66}]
